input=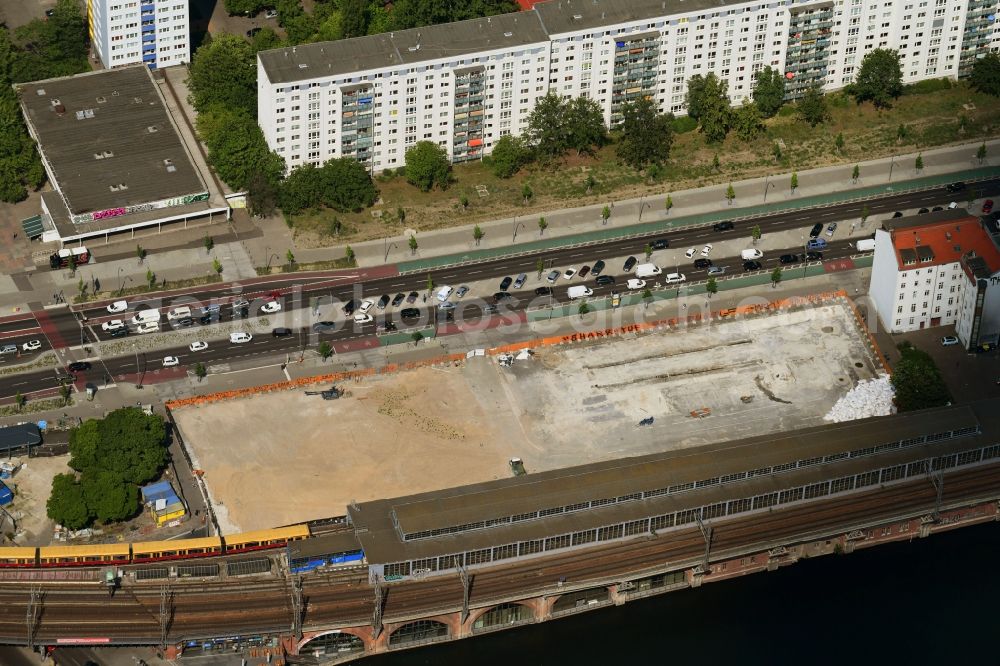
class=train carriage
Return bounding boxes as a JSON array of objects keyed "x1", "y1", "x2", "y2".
[
  {"x1": 131, "y1": 536, "x2": 224, "y2": 563},
  {"x1": 38, "y1": 544, "x2": 131, "y2": 567},
  {"x1": 0, "y1": 546, "x2": 38, "y2": 567},
  {"x1": 223, "y1": 525, "x2": 310, "y2": 554}
]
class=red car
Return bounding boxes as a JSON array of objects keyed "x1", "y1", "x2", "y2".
[{"x1": 983, "y1": 199, "x2": 994, "y2": 214}]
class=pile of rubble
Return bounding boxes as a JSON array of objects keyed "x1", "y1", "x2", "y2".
[{"x1": 824, "y1": 375, "x2": 895, "y2": 422}]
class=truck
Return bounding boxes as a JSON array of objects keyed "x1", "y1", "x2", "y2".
[
  {"x1": 634, "y1": 263, "x2": 662, "y2": 279},
  {"x1": 855, "y1": 238, "x2": 876, "y2": 252},
  {"x1": 567, "y1": 285, "x2": 594, "y2": 299},
  {"x1": 49, "y1": 246, "x2": 90, "y2": 269}
]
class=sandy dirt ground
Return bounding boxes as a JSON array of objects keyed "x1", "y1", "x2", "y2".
[{"x1": 2, "y1": 456, "x2": 72, "y2": 546}]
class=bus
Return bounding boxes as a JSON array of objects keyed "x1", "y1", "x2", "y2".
[{"x1": 49, "y1": 246, "x2": 90, "y2": 269}]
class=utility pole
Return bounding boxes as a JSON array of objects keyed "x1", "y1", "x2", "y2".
[
  {"x1": 695, "y1": 510, "x2": 713, "y2": 575},
  {"x1": 458, "y1": 564, "x2": 472, "y2": 624},
  {"x1": 26, "y1": 586, "x2": 41, "y2": 651},
  {"x1": 372, "y1": 578, "x2": 385, "y2": 640},
  {"x1": 159, "y1": 584, "x2": 172, "y2": 653},
  {"x1": 928, "y1": 463, "x2": 944, "y2": 522},
  {"x1": 290, "y1": 575, "x2": 304, "y2": 641}
]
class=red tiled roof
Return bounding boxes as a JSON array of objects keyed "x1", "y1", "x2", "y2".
[
  {"x1": 890, "y1": 215, "x2": 1000, "y2": 275},
  {"x1": 516, "y1": 0, "x2": 542, "y2": 8}
]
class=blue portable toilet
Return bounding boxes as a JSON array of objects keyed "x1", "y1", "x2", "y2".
[{"x1": 0, "y1": 481, "x2": 13, "y2": 506}]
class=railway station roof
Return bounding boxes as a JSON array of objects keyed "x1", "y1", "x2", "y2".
[{"x1": 0, "y1": 423, "x2": 42, "y2": 454}]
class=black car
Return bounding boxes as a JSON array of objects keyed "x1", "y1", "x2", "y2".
[
  {"x1": 400, "y1": 308, "x2": 421, "y2": 319},
  {"x1": 343, "y1": 299, "x2": 357, "y2": 315},
  {"x1": 377, "y1": 294, "x2": 391, "y2": 310},
  {"x1": 67, "y1": 361, "x2": 91, "y2": 372},
  {"x1": 809, "y1": 223, "x2": 823, "y2": 238},
  {"x1": 109, "y1": 327, "x2": 129, "y2": 338},
  {"x1": 713, "y1": 220, "x2": 735, "y2": 232},
  {"x1": 247, "y1": 27, "x2": 262, "y2": 37},
  {"x1": 492, "y1": 291, "x2": 513, "y2": 302},
  {"x1": 312, "y1": 321, "x2": 337, "y2": 333},
  {"x1": 173, "y1": 317, "x2": 194, "y2": 329},
  {"x1": 391, "y1": 293, "x2": 406, "y2": 307},
  {"x1": 199, "y1": 313, "x2": 217, "y2": 325},
  {"x1": 805, "y1": 251, "x2": 824, "y2": 261},
  {"x1": 623, "y1": 256, "x2": 638, "y2": 272},
  {"x1": 892, "y1": 211, "x2": 904, "y2": 218},
  {"x1": 234, "y1": 306, "x2": 249, "y2": 319},
  {"x1": 651, "y1": 239, "x2": 670, "y2": 250},
  {"x1": 578, "y1": 265, "x2": 591, "y2": 278},
  {"x1": 743, "y1": 260, "x2": 762, "y2": 271},
  {"x1": 931, "y1": 206, "x2": 943, "y2": 212},
  {"x1": 377, "y1": 321, "x2": 398, "y2": 333},
  {"x1": 591, "y1": 260, "x2": 606, "y2": 276},
  {"x1": 779, "y1": 254, "x2": 799, "y2": 264},
  {"x1": 946, "y1": 181, "x2": 966, "y2": 193},
  {"x1": 499, "y1": 276, "x2": 513, "y2": 291},
  {"x1": 272, "y1": 327, "x2": 292, "y2": 337},
  {"x1": 595, "y1": 275, "x2": 616, "y2": 286},
  {"x1": 45, "y1": 8, "x2": 55, "y2": 17},
  {"x1": 918, "y1": 208, "x2": 930, "y2": 214},
  {"x1": 406, "y1": 291, "x2": 419, "y2": 304},
  {"x1": 693, "y1": 258, "x2": 712, "y2": 269},
  {"x1": 534, "y1": 286, "x2": 552, "y2": 296}
]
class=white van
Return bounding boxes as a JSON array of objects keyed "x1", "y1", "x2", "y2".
[
  {"x1": 741, "y1": 249, "x2": 764, "y2": 260},
  {"x1": 130, "y1": 309, "x2": 161, "y2": 326},
  {"x1": 634, "y1": 263, "x2": 662, "y2": 278},
  {"x1": 166, "y1": 306, "x2": 191, "y2": 321},
  {"x1": 855, "y1": 238, "x2": 876, "y2": 252},
  {"x1": 567, "y1": 285, "x2": 594, "y2": 299},
  {"x1": 436, "y1": 285, "x2": 454, "y2": 302}
]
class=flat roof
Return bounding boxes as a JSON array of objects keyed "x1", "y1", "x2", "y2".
[
  {"x1": 259, "y1": 11, "x2": 549, "y2": 85},
  {"x1": 18, "y1": 66, "x2": 206, "y2": 216},
  {"x1": 534, "y1": 0, "x2": 729, "y2": 36},
  {"x1": 0, "y1": 423, "x2": 42, "y2": 453},
  {"x1": 289, "y1": 531, "x2": 363, "y2": 559},
  {"x1": 883, "y1": 211, "x2": 1000, "y2": 274},
  {"x1": 350, "y1": 401, "x2": 996, "y2": 563}
]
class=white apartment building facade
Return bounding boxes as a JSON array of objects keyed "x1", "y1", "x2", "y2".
[
  {"x1": 257, "y1": 0, "x2": 999, "y2": 173},
  {"x1": 88, "y1": 0, "x2": 190, "y2": 70},
  {"x1": 868, "y1": 210, "x2": 1000, "y2": 350}
]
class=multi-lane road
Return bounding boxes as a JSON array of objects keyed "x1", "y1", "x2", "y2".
[{"x1": 0, "y1": 179, "x2": 995, "y2": 400}]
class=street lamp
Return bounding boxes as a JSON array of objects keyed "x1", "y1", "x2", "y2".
[
  {"x1": 117, "y1": 267, "x2": 125, "y2": 296},
  {"x1": 133, "y1": 345, "x2": 141, "y2": 389},
  {"x1": 383, "y1": 240, "x2": 398, "y2": 263},
  {"x1": 888, "y1": 156, "x2": 896, "y2": 184},
  {"x1": 763, "y1": 176, "x2": 775, "y2": 203},
  {"x1": 512, "y1": 217, "x2": 525, "y2": 243},
  {"x1": 638, "y1": 198, "x2": 651, "y2": 223},
  {"x1": 265, "y1": 253, "x2": 279, "y2": 271}
]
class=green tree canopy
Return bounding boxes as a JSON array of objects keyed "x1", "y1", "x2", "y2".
[
  {"x1": 687, "y1": 73, "x2": 732, "y2": 143},
  {"x1": 797, "y1": 86, "x2": 829, "y2": 127},
  {"x1": 564, "y1": 96, "x2": 607, "y2": 156},
  {"x1": 891, "y1": 344, "x2": 952, "y2": 411},
  {"x1": 46, "y1": 473, "x2": 92, "y2": 530},
  {"x1": 616, "y1": 97, "x2": 674, "y2": 169},
  {"x1": 752, "y1": 66, "x2": 786, "y2": 118},
  {"x1": 339, "y1": 0, "x2": 369, "y2": 38},
  {"x1": 197, "y1": 108, "x2": 285, "y2": 192},
  {"x1": 405, "y1": 141, "x2": 451, "y2": 191},
  {"x1": 970, "y1": 52, "x2": 1000, "y2": 97},
  {"x1": 223, "y1": 0, "x2": 267, "y2": 17},
  {"x1": 68, "y1": 407, "x2": 167, "y2": 485},
  {"x1": 188, "y1": 34, "x2": 258, "y2": 115},
  {"x1": 487, "y1": 135, "x2": 530, "y2": 178},
  {"x1": 851, "y1": 48, "x2": 903, "y2": 108},
  {"x1": 390, "y1": 0, "x2": 517, "y2": 30},
  {"x1": 732, "y1": 99, "x2": 764, "y2": 142},
  {"x1": 526, "y1": 93, "x2": 606, "y2": 162},
  {"x1": 82, "y1": 469, "x2": 140, "y2": 523},
  {"x1": 8, "y1": 0, "x2": 91, "y2": 83}
]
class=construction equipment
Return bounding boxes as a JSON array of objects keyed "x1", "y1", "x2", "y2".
[{"x1": 304, "y1": 386, "x2": 343, "y2": 400}]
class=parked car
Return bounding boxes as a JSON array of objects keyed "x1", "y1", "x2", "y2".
[
  {"x1": 700, "y1": 244, "x2": 713, "y2": 256},
  {"x1": 358, "y1": 299, "x2": 375, "y2": 314},
  {"x1": 892, "y1": 211, "x2": 904, "y2": 218},
  {"x1": 918, "y1": 208, "x2": 930, "y2": 214},
  {"x1": 651, "y1": 239, "x2": 670, "y2": 250},
  {"x1": 136, "y1": 321, "x2": 159, "y2": 334},
  {"x1": 562, "y1": 268, "x2": 577, "y2": 280},
  {"x1": 546, "y1": 270, "x2": 561, "y2": 283},
  {"x1": 591, "y1": 260, "x2": 606, "y2": 276},
  {"x1": 685, "y1": 247, "x2": 697, "y2": 259},
  {"x1": 229, "y1": 332, "x2": 253, "y2": 343},
  {"x1": 247, "y1": 27, "x2": 262, "y2": 37},
  {"x1": 436, "y1": 286, "x2": 454, "y2": 302},
  {"x1": 946, "y1": 181, "x2": 966, "y2": 193},
  {"x1": 806, "y1": 238, "x2": 828, "y2": 251},
  {"x1": 595, "y1": 275, "x2": 616, "y2": 286},
  {"x1": 707, "y1": 266, "x2": 726, "y2": 276},
  {"x1": 22, "y1": 340, "x2": 42, "y2": 352},
  {"x1": 455, "y1": 285, "x2": 470, "y2": 298},
  {"x1": 492, "y1": 292, "x2": 513, "y2": 302},
  {"x1": 312, "y1": 321, "x2": 337, "y2": 332},
  {"x1": 626, "y1": 278, "x2": 646, "y2": 290},
  {"x1": 260, "y1": 300, "x2": 282, "y2": 314},
  {"x1": 941, "y1": 335, "x2": 960, "y2": 346},
  {"x1": 623, "y1": 256, "x2": 638, "y2": 272},
  {"x1": 391, "y1": 293, "x2": 406, "y2": 307},
  {"x1": 438, "y1": 300, "x2": 456, "y2": 310},
  {"x1": 779, "y1": 254, "x2": 799, "y2": 264},
  {"x1": 809, "y1": 223, "x2": 823, "y2": 238},
  {"x1": 107, "y1": 300, "x2": 129, "y2": 314},
  {"x1": 948, "y1": 201, "x2": 958, "y2": 209},
  {"x1": 67, "y1": 361, "x2": 91, "y2": 372},
  {"x1": 172, "y1": 317, "x2": 194, "y2": 329},
  {"x1": 513, "y1": 274, "x2": 527, "y2": 289},
  {"x1": 664, "y1": 273, "x2": 686, "y2": 284},
  {"x1": 805, "y1": 251, "x2": 824, "y2": 261},
  {"x1": 405, "y1": 291, "x2": 418, "y2": 304},
  {"x1": 931, "y1": 206, "x2": 944, "y2": 212},
  {"x1": 199, "y1": 314, "x2": 216, "y2": 325},
  {"x1": 342, "y1": 299, "x2": 357, "y2": 315},
  {"x1": 272, "y1": 328, "x2": 292, "y2": 337},
  {"x1": 377, "y1": 321, "x2": 397, "y2": 333},
  {"x1": 535, "y1": 286, "x2": 553, "y2": 296},
  {"x1": 693, "y1": 258, "x2": 712, "y2": 269},
  {"x1": 400, "y1": 308, "x2": 421, "y2": 319},
  {"x1": 825, "y1": 222, "x2": 837, "y2": 237},
  {"x1": 578, "y1": 265, "x2": 591, "y2": 278},
  {"x1": 499, "y1": 276, "x2": 513, "y2": 291},
  {"x1": 109, "y1": 327, "x2": 129, "y2": 338},
  {"x1": 102, "y1": 320, "x2": 126, "y2": 332},
  {"x1": 189, "y1": 341, "x2": 208, "y2": 352},
  {"x1": 162, "y1": 356, "x2": 180, "y2": 368},
  {"x1": 982, "y1": 200, "x2": 994, "y2": 214},
  {"x1": 743, "y1": 260, "x2": 762, "y2": 271},
  {"x1": 713, "y1": 220, "x2": 735, "y2": 232},
  {"x1": 353, "y1": 313, "x2": 374, "y2": 324}
]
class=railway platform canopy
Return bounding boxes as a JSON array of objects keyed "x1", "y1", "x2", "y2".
[{"x1": 348, "y1": 400, "x2": 999, "y2": 578}]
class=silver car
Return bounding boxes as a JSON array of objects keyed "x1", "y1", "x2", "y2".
[
  {"x1": 512, "y1": 273, "x2": 527, "y2": 289},
  {"x1": 546, "y1": 270, "x2": 560, "y2": 283}
]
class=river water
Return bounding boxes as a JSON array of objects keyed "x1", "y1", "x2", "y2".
[{"x1": 367, "y1": 522, "x2": 999, "y2": 665}]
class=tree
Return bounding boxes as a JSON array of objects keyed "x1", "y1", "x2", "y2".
[
  {"x1": 460, "y1": 195, "x2": 469, "y2": 209},
  {"x1": 685, "y1": 74, "x2": 709, "y2": 120},
  {"x1": 473, "y1": 225, "x2": 484, "y2": 246},
  {"x1": 915, "y1": 153, "x2": 924, "y2": 172},
  {"x1": 861, "y1": 205, "x2": 870, "y2": 225},
  {"x1": 797, "y1": 86, "x2": 829, "y2": 127},
  {"x1": 578, "y1": 302, "x2": 591, "y2": 317},
  {"x1": 538, "y1": 217, "x2": 548, "y2": 236},
  {"x1": 835, "y1": 133, "x2": 845, "y2": 152},
  {"x1": 46, "y1": 473, "x2": 91, "y2": 530},
  {"x1": 60, "y1": 383, "x2": 72, "y2": 406},
  {"x1": 426, "y1": 273, "x2": 434, "y2": 295},
  {"x1": 896, "y1": 124, "x2": 909, "y2": 143},
  {"x1": 770, "y1": 267, "x2": 783, "y2": 288},
  {"x1": 891, "y1": 343, "x2": 952, "y2": 411},
  {"x1": 247, "y1": 171, "x2": 278, "y2": 218},
  {"x1": 641, "y1": 288, "x2": 653, "y2": 307},
  {"x1": 194, "y1": 362, "x2": 207, "y2": 381},
  {"x1": 732, "y1": 99, "x2": 764, "y2": 142},
  {"x1": 68, "y1": 408, "x2": 167, "y2": 485},
  {"x1": 188, "y1": 34, "x2": 258, "y2": 115},
  {"x1": 752, "y1": 225, "x2": 762, "y2": 244},
  {"x1": 397, "y1": 206, "x2": 406, "y2": 224},
  {"x1": 405, "y1": 141, "x2": 451, "y2": 191},
  {"x1": 81, "y1": 469, "x2": 138, "y2": 524},
  {"x1": 411, "y1": 331, "x2": 424, "y2": 345},
  {"x1": 318, "y1": 341, "x2": 332, "y2": 360},
  {"x1": 601, "y1": 205, "x2": 611, "y2": 225},
  {"x1": 212, "y1": 258, "x2": 223, "y2": 274},
  {"x1": 204, "y1": 235, "x2": 214, "y2": 254},
  {"x1": 536, "y1": 258, "x2": 545, "y2": 278},
  {"x1": 278, "y1": 158, "x2": 378, "y2": 214},
  {"x1": 790, "y1": 172, "x2": 799, "y2": 193},
  {"x1": 752, "y1": 66, "x2": 786, "y2": 118},
  {"x1": 145, "y1": 268, "x2": 156, "y2": 289},
  {"x1": 852, "y1": 48, "x2": 903, "y2": 108},
  {"x1": 852, "y1": 164, "x2": 860, "y2": 183},
  {"x1": 725, "y1": 184, "x2": 736, "y2": 205},
  {"x1": 706, "y1": 277, "x2": 718, "y2": 297},
  {"x1": 584, "y1": 174, "x2": 596, "y2": 194},
  {"x1": 772, "y1": 142, "x2": 783, "y2": 161},
  {"x1": 487, "y1": 135, "x2": 530, "y2": 178},
  {"x1": 521, "y1": 183, "x2": 533, "y2": 205},
  {"x1": 687, "y1": 73, "x2": 731, "y2": 143},
  {"x1": 408, "y1": 235, "x2": 418, "y2": 255},
  {"x1": 712, "y1": 154, "x2": 721, "y2": 171},
  {"x1": 525, "y1": 93, "x2": 570, "y2": 163},
  {"x1": 285, "y1": 249, "x2": 295, "y2": 267},
  {"x1": 197, "y1": 107, "x2": 285, "y2": 192},
  {"x1": 644, "y1": 243, "x2": 653, "y2": 260},
  {"x1": 0, "y1": 65, "x2": 46, "y2": 203},
  {"x1": 976, "y1": 142, "x2": 987, "y2": 166},
  {"x1": 564, "y1": 96, "x2": 607, "y2": 156},
  {"x1": 345, "y1": 245, "x2": 356, "y2": 264},
  {"x1": 14, "y1": 391, "x2": 25, "y2": 412},
  {"x1": 665, "y1": 194, "x2": 673, "y2": 216},
  {"x1": 339, "y1": 0, "x2": 368, "y2": 38},
  {"x1": 616, "y1": 97, "x2": 674, "y2": 169},
  {"x1": 969, "y1": 52, "x2": 1000, "y2": 97},
  {"x1": 136, "y1": 245, "x2": 145, "y2": 264},
  {"x1": 77, "y1": 277, "x2": 86, "y2": 300}
]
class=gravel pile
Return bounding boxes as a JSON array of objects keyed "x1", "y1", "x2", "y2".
[{"x1": 823, "y1": 375, "x2": 895, "y2": 422}]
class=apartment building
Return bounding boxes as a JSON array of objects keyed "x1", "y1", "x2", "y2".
[
  {"x1": 868, "y1": 210, "x2": 1000, "y2": 349},
  {"x1": 89, "y1": 0, "x2": 190, "y2": 70},
  {"x1": 257, "y1": 0, "x2": 998, "y2": 172}
]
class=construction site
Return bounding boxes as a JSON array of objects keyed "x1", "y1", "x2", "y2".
[{"x1": 171, "y1": 296, "x2": 885, "y2": 533}]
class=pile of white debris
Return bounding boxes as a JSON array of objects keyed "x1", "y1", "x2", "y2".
[{"x1": 824, "y1": 375, "x2": 896, "y2": 422}]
